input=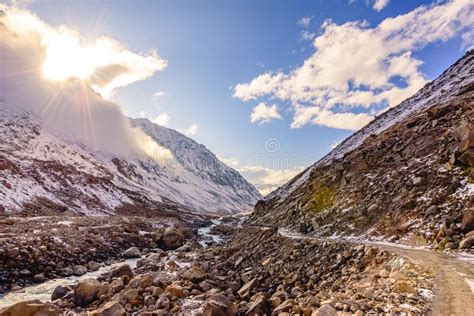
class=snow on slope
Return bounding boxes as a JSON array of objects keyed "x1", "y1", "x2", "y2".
[
  {"x1": 0, "y1": 104, "x2": 261, "y2": 215},
  {"x1": 267, "y1": 50, "x2": 474, "y2": 201}
]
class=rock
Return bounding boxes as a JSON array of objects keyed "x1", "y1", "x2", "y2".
[
  {"x1": 88, "y1": 261, "x2": 101, "y2": 271},
  {"x1": 110, "y1": 278, "x2": 125, "y2": 294},
  {"x1": 246, "y1": 294, "x2": 271, "y2": 316},
  {"x1": 426, "y1": 205, "x2": 438, "y2": 215},
  {"x1": 128, "y1": 273, "x2": 153, "y2": 289},
  {"x1": 312, "y1": 304, "x2": 337, "y2": 316},
  {"x1": 123, "y1": 247, "x2": 141, "y2": 259},
  {"x1": 0, "y1": 300, "x2": 59, "y2": 316},
  {"x1": 461, "y1": 209, "x2": 474, "y2": 233},
  {"x1": 203, "y1": 294, "x2": 237, "y2": 316},
  {"x1": 459, "y1": 236, "x2": 474, "y2": 249},
  {"x1": 109, "y1": 264, "x2": 134, "y2": 280},
  {"x1": 238, "y1": 278, "x2": 258, "y2": 298},
  {"x1": 97, "y1": 300, "x2": 125, "y2": 316},
  {"x1": 73, "y1": 279, "x2": 108, "y2": 307},
  {"x1": 119, "y1": 289, "x2": 140, "y2": 306},
  {"x1": 73, "y1": 265, "x2": 88, "y2": 276},
  {"x1": 392, "y1": 280, "x2": 416, "y2": 294},
  {"x1": 6, "y1": 247, "x2": 19, "y2": 258},
  {"x1": 412, "y1": 177, "x2": 423, "y2": 186},
  {"x1": 162, "y1": 228, "x2": 184, "y2": 249},
  {"x1": 182, "y1": 266, "x2": 207, "y2": 283},
  {"x1": 33, "y1": 273, "x2": 46, "y2": 283},
  {"x1": 459, "y1": 149, "x2": 474, "y2": 166},
  {"x1": 273, "y1": 299, "x2": 295, "y2": 314},
  {"x1": 165, "y1": 283, "x2": 185, "y2": 299},
  {"x1": 51, "y1": 285, "x2": 71, "y2": 301}
]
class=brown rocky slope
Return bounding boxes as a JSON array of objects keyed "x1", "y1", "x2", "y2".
[{"x1": 252, "y1": 50, "x2": 474, "y2": 251}]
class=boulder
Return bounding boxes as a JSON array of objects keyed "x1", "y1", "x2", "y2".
[
  {"x1": 51, "y1": 285, "x2": 71, "y2": 301},
  {"x1": 109, "y1": 264, "x2": 134, "y2": 280},
  {"x1": 461, "y1": 209, "x2": 474, "y2": 233},
  {"x1": 203, "y1": 294, "x2": 237, "y2": 316},
  {"x1": 459, "y1": 149, "x2": 474, "y2": 167},
  {"x1": 312, "y1": 304, "x2": 337, "y2": 316},
  {"x1": 164, "y1": 283, "x2": 185, "y2": 299},
  {"x1": 73, "y1": 265, "x2": 87, "y2": 276},
  {"x1": 88, "y1": 261, "x2": 101, "y2": 271},
  {"x1": 0, "y1": 300, "x2": 59, "y2": 316},
  {"x1": 73, "y1": 279, "x2": 109, "y2": 307},
  {"x1": 459, "y1": 236, "x2": 474, "y2": 249},
  {"x1": 128, "y1": 273, "x2": 154, "y2": 289},
  {"x1": 97, "y1": 300, "x2": 125, "y2": 316},
  {"x1": 119, "y1": 289, "x2": 140, "y2": 306},
  {"x1": 162, "y1": 228, "x2": 184, "y2": 249},
  {"x1": 122, "y1": 247, "x2": 141, "y2": 259},
  {"x1": 181, "y1": 266, "x2": 207, "y2": 283}
]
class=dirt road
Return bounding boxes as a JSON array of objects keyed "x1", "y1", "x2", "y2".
[{"x1": 278, "y1": 228, "x2": 474, "y2": 316}]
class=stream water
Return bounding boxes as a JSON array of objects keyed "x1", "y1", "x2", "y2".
[{"x1": 0, "y1": 219, "x2": 225, "y2": 308}]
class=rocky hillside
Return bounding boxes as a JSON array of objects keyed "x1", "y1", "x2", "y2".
[
  {"x1": 0, "y1": 105, "x2": 261, "y2": 216},
  {"x1": 253, "y1": 50, "x2": 474, "y2": 249}
]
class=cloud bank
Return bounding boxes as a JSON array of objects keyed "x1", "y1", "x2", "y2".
[
  {"x1": 0, "y1": 5, "x2": 172, "y2": 160},
  {"x1": 234, "y1": 0, "x2": 474, "y2": 131}
]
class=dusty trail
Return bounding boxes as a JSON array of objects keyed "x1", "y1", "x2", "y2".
[{"x1": 278, "y1": 228, "x2": 474, "y2": 316}]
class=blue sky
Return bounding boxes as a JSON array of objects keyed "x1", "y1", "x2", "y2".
[{"x1": 10, "y1": 0, "x2": 474, "y2": 194}]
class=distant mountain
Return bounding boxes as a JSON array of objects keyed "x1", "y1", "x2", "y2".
[
  {"x1": 253, "y1": 50, "x2": 474, "y2": 244},
  {"x1": 0, "y1": 106, "x2": 261, "y2": 216}
]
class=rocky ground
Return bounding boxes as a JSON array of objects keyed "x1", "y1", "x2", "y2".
[
  {"x1": 0, "y1": 215, "x2": 211, "y2": 295},
  {"x1": 0, "y1": 217, "x2": 439, "y2": 316}
]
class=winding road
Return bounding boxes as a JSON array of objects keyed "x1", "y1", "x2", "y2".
[{"x1": 278, "y1": 228, "x2": 474, "y2": 316}]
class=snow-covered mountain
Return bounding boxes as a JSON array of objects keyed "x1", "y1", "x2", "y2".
[{"x1": 0, "y1": 105, "x2": 261, "y2": 215}]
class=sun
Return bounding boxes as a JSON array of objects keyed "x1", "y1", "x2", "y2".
[{"x1": 42, "y1": 32, "x2": 96, "y2": 82}]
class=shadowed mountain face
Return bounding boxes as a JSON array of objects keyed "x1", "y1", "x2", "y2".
[
  {"x1": 253, "y1": 50, "x2": 474, "y2": 245},
  {"x1": 0, "y1": 106, "x2": 261, "y2": 216}
]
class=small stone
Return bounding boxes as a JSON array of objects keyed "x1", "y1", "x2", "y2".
[
  {"x1": 33, "y1": 273, "x2": 45, "y2": 283},
  {"x1": 122, "y1": 247, "x2": 141, "y2": 259}
]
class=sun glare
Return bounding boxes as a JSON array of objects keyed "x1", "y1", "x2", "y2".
[{"x1": 42, "y1": 33, "x2": 96, "y2": 82}]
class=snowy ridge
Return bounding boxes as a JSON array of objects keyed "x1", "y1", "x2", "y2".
[
  {"x1": 267, "y1": 50, "x2": 474, "y2": 201},
  {"x1": 0, "y1": 104, "x2": 261, "y2": 215}
]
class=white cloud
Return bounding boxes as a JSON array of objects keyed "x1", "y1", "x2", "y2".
[
  {"x1": 250, "y1": 102, "x2": 283, "y2": 125},
  {"x1": 301, "y1": 30, "x2": 316, "y2": 41},
  {"x1": 238, "y1": 165, "x2": 304, "y2": 196},
  {"x1": 1, "y1": 5, "x2": 167, "y2": 99},
  {"x1": 152, "y1": 113, "x2": 170, "y2": 126},
  {"x1": 297, "y1": 16, "x2": 312, "y2": 28},
  {"x1": 215, "y1": 155, "x2": 304, "y2": 196},
  {"x1": 185, "y1": 124, "x2": 198, "y2": 136},
  {"x1": 373, "y1": 0, "x2": 390, "y2": 12},
  {"x1": 216, "y1": 154, "x2": 240, "y2": 168},
  {"x1": 234, "y1": 0, "x2": 474, "y2": 131},
  {"x1": 0, "y1": 5, "x2": 172, "y2": 162},
  {"x1": 153, "y1": 91, "x2": 165, "y2": 97}
]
